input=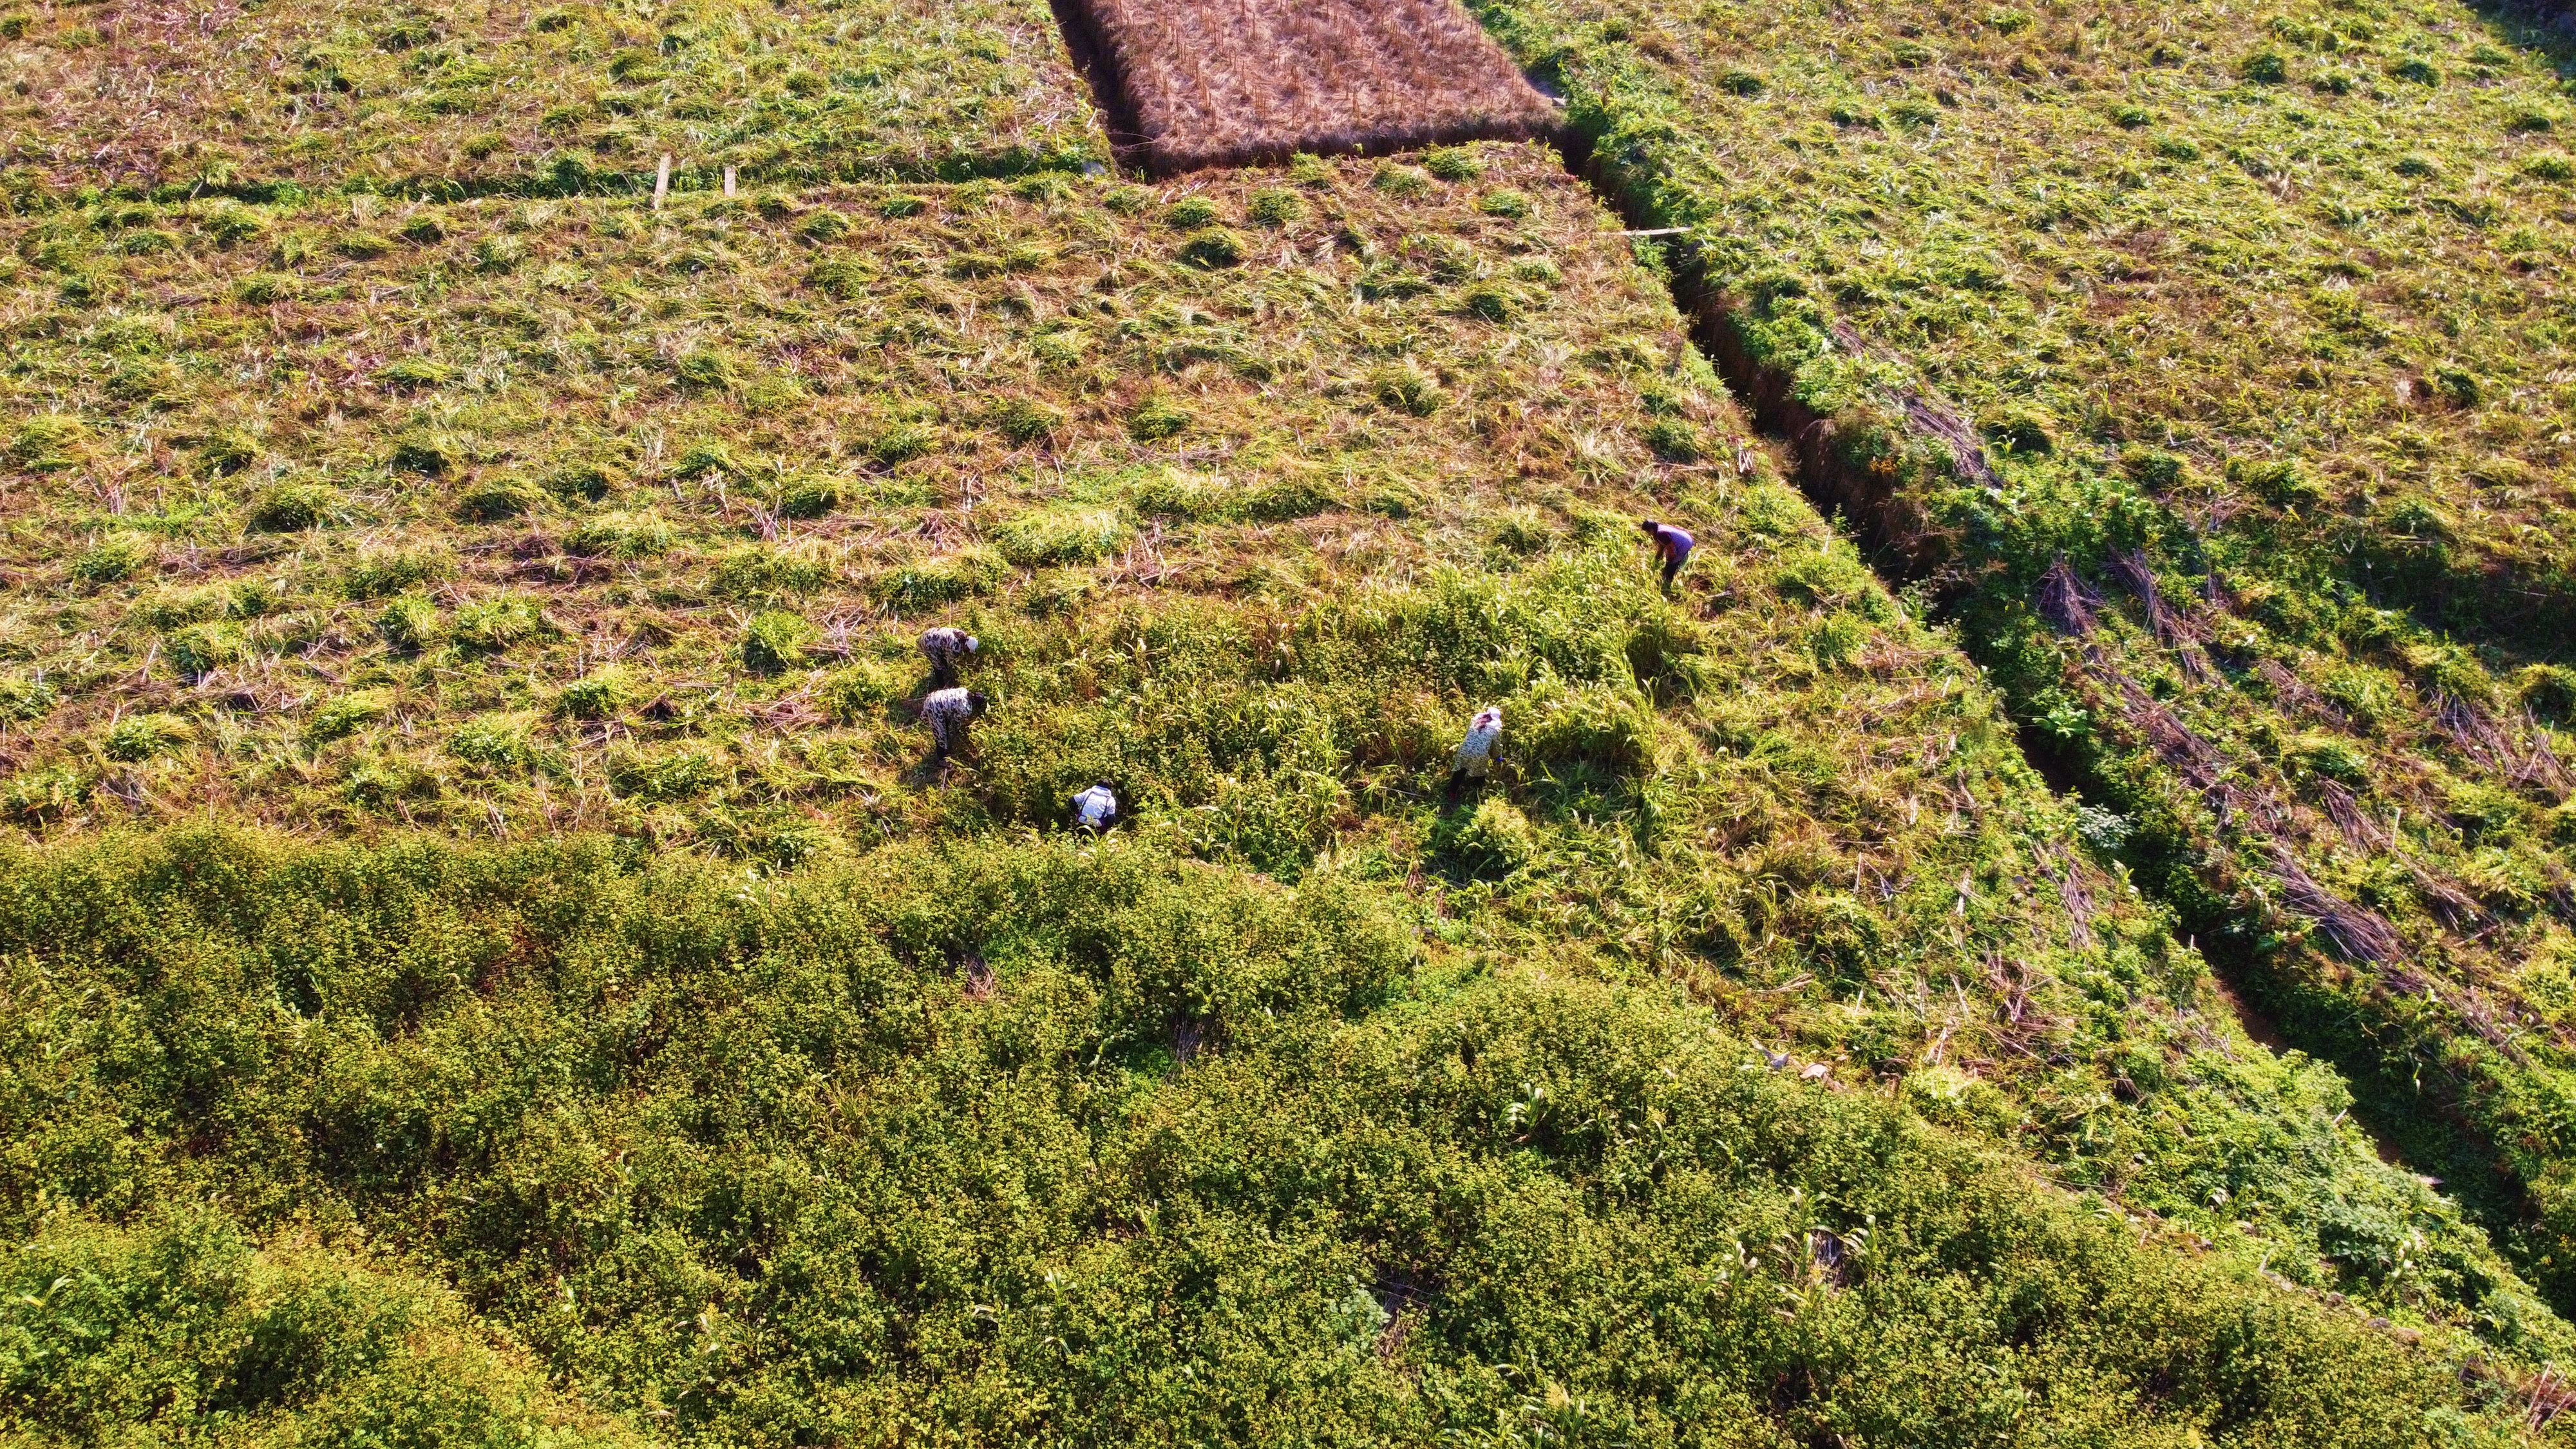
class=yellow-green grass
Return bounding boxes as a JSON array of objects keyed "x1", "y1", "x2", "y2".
[
  {"x1": 1468, "y1": 0, "x2": 2576, "y2": 1302},
  {"x1": 0, "y1": 146, "x2": 1732, "y2": 845},
  {"x1": 0, "y1": 826, "x2": 2557, "y2": 1446},
  {"x1": 0, "y1": 142, "x2": 2558, "y2": 1377},
  {"x1": 1482, "y1": 0, "x2": 2576, "y2": 636},
  {"x1": 0, "y1": 1211, "x2": 641, "y2": 1448},
  {"x1": 0, "y1": 0, "x2": 1101, "y2": 201}
]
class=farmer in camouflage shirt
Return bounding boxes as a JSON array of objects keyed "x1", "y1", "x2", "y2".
[
  {"x1": 921, "y1": 687, "x2": 987, "y2": 760},
  {"x1": 918, "y1": 626, "x2": 979, "y2": 688},
  {"x1": 1447, "y1": 705, "x2": 1502, "y2": 798}
]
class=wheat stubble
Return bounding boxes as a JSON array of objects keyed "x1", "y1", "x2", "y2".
[{"x1": 1061, "y1": 0, "x2": 1559, "y2": 172}]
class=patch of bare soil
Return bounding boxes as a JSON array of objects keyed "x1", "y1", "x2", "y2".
[{"x1": 1061, "y1": 0, "x2": 1558, "y2": 172}]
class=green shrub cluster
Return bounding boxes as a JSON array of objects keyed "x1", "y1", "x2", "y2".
[
  {"x1": 0, "y1": 1214, "x2": 631, "y2": 1446},
  {"x1": 0, "y1": 828, "x2": 2541, "y2": 1444}
]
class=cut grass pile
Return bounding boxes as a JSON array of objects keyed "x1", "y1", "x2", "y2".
[
  {"x1": 0, "y1": 826, "x2": 2553, "y2": 1445},
  {"x1": 0, "y1": 0, "x2": 1102, "y2": 200},
  {"x1": 1466, "y1": 0, "x2": 2576, "y2": 1303},
  {"x1": 0, "y1": 140, "x2": 2567, "y2": 1433},
  {"x1": 1066, "y1": 0, "x2": 1558, "y2": 172}
]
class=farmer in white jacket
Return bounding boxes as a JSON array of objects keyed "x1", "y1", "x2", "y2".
[{"x1": 1072, "y1": 781, "x2": 1118, "y2": 831}]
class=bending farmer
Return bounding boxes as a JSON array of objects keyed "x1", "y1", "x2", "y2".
[
  {"x1": 918, "y1": 626, "x2": 979, "y2": 688},
  {"x1": 1639, "y1": 518, "x2": 1694, "y2": 592},
  {"x1": 921, "y1": 687, "x2": 987, "y2": 761},
  {"x1": 1447, "y1": 705, "x2": 1502, "y2": 797}
]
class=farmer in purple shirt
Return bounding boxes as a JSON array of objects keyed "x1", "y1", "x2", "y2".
[{"x1": 1640, "y1": 518, "x2": 1694, "y2": 592}]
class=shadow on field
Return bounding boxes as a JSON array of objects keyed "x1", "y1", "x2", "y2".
[
  {"x1": 1046, "y1": 0, "x2": 1151, "y2": 169},
  {"x1": 2463, "y1": 0, "x2": 2576, "y2": 76}
]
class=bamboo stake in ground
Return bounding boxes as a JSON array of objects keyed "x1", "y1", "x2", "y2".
[{"x1": 653, "y1": 155, "x2": 671, "y2": 211}]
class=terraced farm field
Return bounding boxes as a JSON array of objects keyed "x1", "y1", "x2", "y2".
[
  {"x1": 1468, "y1": 0, "x2": 2576, "y2": 1307},
  {"x1": 0, "y1": 0, "x2": 1101, "y2": 196},
  {"x1": 6, "y1": 0, "x2": 2576, "y2": 1441}
]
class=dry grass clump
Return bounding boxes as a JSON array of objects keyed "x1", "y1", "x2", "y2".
[
  {"x1": 1066, "y1": 0, "x2": 1560, "y2": 171},
  {"x1": 0, "y1": 0, "x2": 1102, "y2": 198}
]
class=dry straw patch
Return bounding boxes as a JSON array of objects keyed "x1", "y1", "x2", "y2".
[
  {"x1": 0, "y1": 145, "x2": 1726, "y2": 842},
  {"x1": 1066, "y1": 0, "x2": 1560, "y2": 172}
]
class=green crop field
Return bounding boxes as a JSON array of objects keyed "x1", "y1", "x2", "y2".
[
  {"x1": 1468, "y1": 0, "x2": 2576, "y2": 1318},
  {"x1": 6, "y1": 0, "x2": 2576, "y2": 1438}
]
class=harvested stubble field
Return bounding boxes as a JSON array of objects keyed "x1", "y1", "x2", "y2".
[
  {"x1": 0, "y1": 0, "x2": 1102, "y2": 198},
  {"x1": 0, "y1": 140, "x2": 2566, "y2": 1441},
  {"x1": 1065, "y1": 0, "x2": 1559, "y2": 171},
  {"x1": 1470, "y1": 0, "x2": 2576, "y2": 1307}
]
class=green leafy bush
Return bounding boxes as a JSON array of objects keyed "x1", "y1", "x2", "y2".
[
  {"x1": 0, "y1": 828, "x2": 2534, "y2": 1446},
  {"x1": 248, "y1": 482, "x2": 343, "y2": 532},
  {"x1": 995, "y1": 506, "x2": 1126, "y2": 567},
  {"x1": 739, "y1": 610, "x2": 812, "y2": 672},
  {"x1": 98, "y1": 713, "x2": 185, "y2": 762},
  {"x1": 556, "y1": 670, "x2": 625, "y2": 719},
  {"x1": 1177, "y1": 228, "x2": 1246, "y2": 269},
  {"x1": 565, "y1": 511, "x2": 672, "y2": 559},
  {"x1": 71, "y1": 533, "x2": 149, "y2": 584},
  {"x1": 305, "y1": 690, "x2": 391, "y2": 742}
]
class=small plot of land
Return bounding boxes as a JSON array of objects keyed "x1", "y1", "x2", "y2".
[
  {"x1": 0, "y1": 0, "x2": 1103, "y2": 198},
  {"x1": 1068, "y1": 0, "x2": 1558, "y2": 171},
  {"x1": 1470, "y1": 0, "x2": 2576, "y2": 1303},
  {"x1": 0, "y1": 146, "x2": 1721, "y2": 851}
]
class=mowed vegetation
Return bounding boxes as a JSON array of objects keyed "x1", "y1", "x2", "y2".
[
  {"x1": 1467, "y1": 0, "x2": 2576, "y2": 1304},
  {"x1": 0, "y1": 0, "x2": 1101, "y2": 199},
  {"x1": 0, "y1": 135, "x2": 2566, "y2": 1438},
  {"x1": 0, "y1": 145, "x2": 1754, "y2": 848}
]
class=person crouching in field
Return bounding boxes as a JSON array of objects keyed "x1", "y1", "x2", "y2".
[
  {"x1": 1640, "y1": 518, "x2": 1694, "y2": 592},
  {"x1": 919, "y1": 626, "x2": 978, "y2": 688},
  {"x1": 1447, "y1": 706, "x2": 1502, "y2": 799},
  {"x1": 1072, "y1": 781, "x2": 1117, "y2": 832},
  {"x1": 922, "y1": 687, "x2": 987, "y2": 762}
]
